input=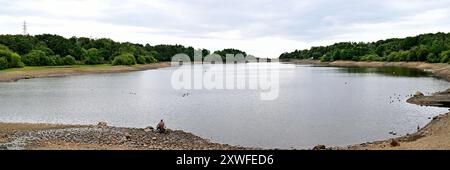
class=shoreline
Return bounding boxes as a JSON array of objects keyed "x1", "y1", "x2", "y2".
[
  {"x1": 291, "y1": 59, "x2": 450, "y2": 150},
  {"x1": 0, "y1": 122, "x2": 249, "y2": 150},
  {"x1": 1, "y1": 60, "x2": 450, "y2": 150},
  {"x1": 0, "y1": 62, "x2": 172, "y2": 82}
]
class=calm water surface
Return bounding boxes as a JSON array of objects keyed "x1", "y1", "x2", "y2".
[{"x1": 0, "y1": 63, "x2": 449, "y2": 149}]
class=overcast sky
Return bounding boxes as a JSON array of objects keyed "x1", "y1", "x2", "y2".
[{"x1": 1, "y1": 0, "x2": 450, "y2": 58}]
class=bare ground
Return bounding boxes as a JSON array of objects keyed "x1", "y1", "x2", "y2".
[{"x1": 0, "y1": 62, "x2": 171, "y2": 82}]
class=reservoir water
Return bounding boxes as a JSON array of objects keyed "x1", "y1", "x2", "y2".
[{"x1": 0, "y1": 63, "x2": 449, "y2": 149}]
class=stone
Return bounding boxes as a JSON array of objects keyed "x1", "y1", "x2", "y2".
[
  {"x1": 312, "y1": 145, "x2": 326, "y2": 150},
  {"x1": 97, "y1": 122, "x2": 108, "y2": 128},
  {"x1": 390, "y1": 139, "x2": 400, "y2": 147},
  {"x1": 124, "y1": 133, "x2": 131, "y2": 140},
  {"x1": 144, "y1": 126, "x2": 154, "y2": 132},
  {"x1": 414, "y1": 91, "x2": 424, "y2": 97},
  {"x1": 152, "y1": 137, "x2": 157, "y2": 140}
]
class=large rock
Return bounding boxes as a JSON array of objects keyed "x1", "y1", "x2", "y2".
[
  {"x1": 144, "y1": 126, "x2": 154, "y2": 132},
  {"x1": 415, "y1": 91, "x2": 424, "y2": 97},
  {"x1": 390, "y1": 139, "x2": 400, "y2": 147},
  {"x1": 312, "y1": 145, "x2": 326, "y2": 150},
  {"x1": 124, "y1": 133, "x2": 131, "y2": 141}
]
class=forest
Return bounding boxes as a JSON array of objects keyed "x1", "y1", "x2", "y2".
[
  {"x1": 279, "y1": 32, "x2": 450, "y2": 63},
  {"x1": 0, "y1": 34, "x2": 247, "y2": 70}
]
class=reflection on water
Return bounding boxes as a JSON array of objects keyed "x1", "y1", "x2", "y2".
[
  {"x1": 0, "y1": 63, "x2": 449, "y2": 149},
  {"x1": 337, "y1": 67, "x2": 432, "y2": 77}
]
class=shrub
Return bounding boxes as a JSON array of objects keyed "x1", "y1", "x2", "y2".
[
  {"x1": 0, "y1": 48, "x2": 24, "y2": 69},
  {"x1": 0, "y1": 57, "x2": 8, "y2": 69},
  {"x1": 360, "y1": 54, "x2": 381, "y2": 61},
  {"x1": 137, "y1": 55, "x2": 146, "y2": 64},
  {"x1": 427, "y1": 53, "x2": 440, "y2": 63},
  {"x1": 0, "y1": 44, "x2": 12, "y2": 52},
  {"x1": 48, "y1": 55, "x2": 63, "y2": 66},
  {"x1": 22, "y1": 50, "x2": 47, "y2": 66},
  {"x1": 145, "y1": 55, "x2": 157, "y2": 63},
  {"x1": 35, "y1": 46, "x2": 55, "y2": 56},
  {"x1": 137, "y1": 55, "x2": 157, "y2": 64},
  {"x1": 62, "y1": 55, "x2": 76, "y2": 65},
  {"x1": 386, "y1": 51, "x2": 407, "y2": 62},
  {"x1": 398, "y1": 50, "x2": 410, "y2": 61},
  {"x1": 320, "y1": 55, "x2": 332, "y2": 62},
  {"x1": 83, "y1": 48, "x2": 104, "y2": 65},
  {"x1": 351, "y1": 56, "x2": 360, "y2": 61},
  {"x1": 8, "y1": 52, "x2": 24, "y2": 68},
  {"x1": 112, "y1": 53, "x2": 136, "y2": 66}
]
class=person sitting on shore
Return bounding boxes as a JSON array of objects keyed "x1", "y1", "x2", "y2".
[{"x1": 156, "y1": 119, "x2": 166, "y2": 133}]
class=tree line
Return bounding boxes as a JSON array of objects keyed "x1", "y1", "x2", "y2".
[
  {"x1": 0, "y1": 34, "x2": 247, "y2": 70},
  {"x1": 279, "y1": 32, "x2": 450, "y2": 63}
]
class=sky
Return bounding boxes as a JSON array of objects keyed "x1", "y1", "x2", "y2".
[{"x1": 1, "y1": 0, "x2": 450, "y2": 58}]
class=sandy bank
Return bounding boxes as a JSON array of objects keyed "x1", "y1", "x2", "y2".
[{"x1": 0, "y1": 62, "x2": 171, "y2": 82}]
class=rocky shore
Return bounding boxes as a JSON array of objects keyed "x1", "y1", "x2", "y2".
[
  {"x1": 0, "y1": 122, "x2": 248, "y2": 150},
  {"x1": 407, "y1": 89, "x2": 450, "y2": 107}
]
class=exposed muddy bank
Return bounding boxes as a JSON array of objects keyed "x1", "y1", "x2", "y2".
[
  {"x1": 0, "y1": 62, "x2": 171, "y2": 82},
  {"x1": 407, "y1": 89, "x2": 450, "y2": 108}
]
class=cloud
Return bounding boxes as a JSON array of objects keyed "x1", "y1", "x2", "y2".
[{"x1": 1, "y1": 0, "x2": 450, "y2": 57}]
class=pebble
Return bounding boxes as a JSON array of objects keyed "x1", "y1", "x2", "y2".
[{"x1": 0, "y1": 126, "x2": 247, "y2": 150}]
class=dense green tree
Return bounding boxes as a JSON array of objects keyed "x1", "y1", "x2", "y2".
[
  {"x1": 426, "y1": 53, "x2": 440, "y2": 63},
  {"x1": 0, "y1": 57, "x2": 7, "y2": 69},
  {"x1": 0, "y1": 45, "x2": 24, "y2": 69},
  {"x1": 359, "y1": 54, "x2": 381, "y2": 61},
  {"x1": 22, "y1": 50, "x2": 48, "y2": 66},
  {"x1": 213, "y1": 48, "x2": 247, "y2": 62},
  {"x1": 0, "y1": 35, "x2": 35, "y2": 55},
  {"x1": 280, "y1": 32, "x2": 450, "y2": 64},
  {"x1": 62, "y1": 55, "x2": 76, "y2": 65},
  {"x1": 440, "y1": 50, "x2": 450, "y2": 63},
  {"x1": 0, "y1": 34, "x2": 234, "y2": 66},
  {"x1": 83, "y1": 48, "x2": 103, "y2": 65},
  {"x1": 112, "y1": 53, "x2": 136, "y2": 65},
  {"x1": 136, "y1": 55, "x2": 146, "y2": 64},
  {"x1": 145, "y1": 55, "x2": 158, "y2": 63}
]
